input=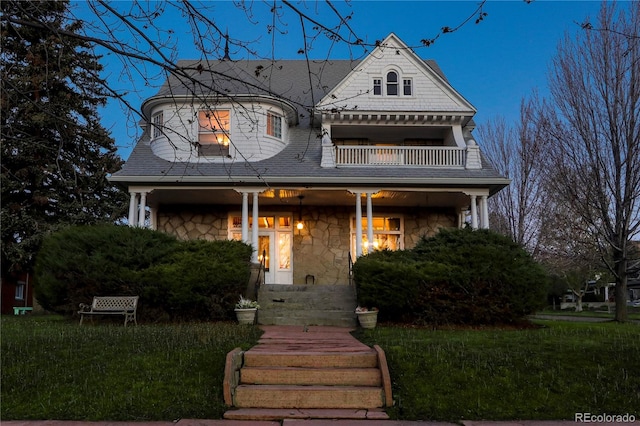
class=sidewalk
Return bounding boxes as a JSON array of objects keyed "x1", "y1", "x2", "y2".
[{"x1": 2, "y1": 419, "x2": 636, "y2": 425}]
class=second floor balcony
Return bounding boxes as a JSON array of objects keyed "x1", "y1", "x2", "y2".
[{"x1": 334, "y1": 145, "x2": 466, "y2": 167}]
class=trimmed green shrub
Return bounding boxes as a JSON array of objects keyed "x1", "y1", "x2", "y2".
[
  {"x1": 35, "y1": 225, "x2": 252, "y2": 321},
  {"x1": 353, "y1": 228, "x2": 549, "y2": 325}
]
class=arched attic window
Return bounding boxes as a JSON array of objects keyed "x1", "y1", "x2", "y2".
[{"x1": 386, "y1": 71, "x2": 398, "y2": 95}]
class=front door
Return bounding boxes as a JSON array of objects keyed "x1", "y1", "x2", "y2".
[{"x1": 230, "y1": 214, "x2": 293, "y2": 284}]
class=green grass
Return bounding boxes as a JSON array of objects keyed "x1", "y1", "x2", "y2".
[
  {"x1": 535, "y1": 308, "x2": 640, "y2": 320},
  {"x1": 1, "y1": 315, "x2": 262, "y2": 421},
  {"x1": 3, "y1": 316, "x2": 639, "y2": 422},
  {"x1": 354, "y1": 321, "x2": 640, "y2": 421}
]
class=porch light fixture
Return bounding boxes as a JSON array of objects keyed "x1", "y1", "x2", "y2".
[{"x1": 296, "y1": 195, "x2": 304, "y2": 230}]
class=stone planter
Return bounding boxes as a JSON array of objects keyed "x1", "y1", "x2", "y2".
[
  {"x1": 356, "y1": 310, "x2": 378, "y2": 329},
  {"x1": 235, "y1": 308, "x2": 257, "y2": 325}
]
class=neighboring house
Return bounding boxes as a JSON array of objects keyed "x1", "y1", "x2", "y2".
[
  {"x1": 0, "y1": 271, "x2": 34, "y2": 314},
  {"x1": 109, "y1": 33, "x2": 509, "y2": 285}
]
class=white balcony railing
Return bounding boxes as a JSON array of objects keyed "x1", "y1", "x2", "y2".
[{"x1": 334, "y1": 146, "x2": 466, "y2": 167}]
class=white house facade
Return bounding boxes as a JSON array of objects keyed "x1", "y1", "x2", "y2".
[{"x1": 110, "y1": 33, "x2": 510, "y2": 285}]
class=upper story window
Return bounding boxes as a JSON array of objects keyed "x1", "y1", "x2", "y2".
[
  {"x1": 373, "y1": 71, "x2": 411, "y2": 97},
  {"x1": 267, "y1": 112, "x2": 282, "y2": 139},
  {"x1": 386, "y1": 71, "x2": 398, "y2": 95},
  {"x1": 198, "y1": 110, "x2": 230, "y2": 156},
  {"x1": 152, "y1": 111, "x2": 163, "y2": 138},
  {"x1": 373, "y1": 78, "x2": 382, "y2": 95},
  {"x1": 403, "y1": 79, "x2": 412, "y2": 96}
]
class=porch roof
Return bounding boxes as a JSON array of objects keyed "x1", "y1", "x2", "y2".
[{"x1": 110, "y1": 127, "x2": 509, "y2": 195}]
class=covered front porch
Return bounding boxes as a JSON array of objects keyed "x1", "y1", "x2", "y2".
[{"x1": 126, "y1": 187, "x2": 491, "y2": 285}]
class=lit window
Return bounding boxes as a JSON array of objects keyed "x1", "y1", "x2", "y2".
[
  {"x1": 267, "y1": 112, "x2": 282, "y2": 139},
  {"x1": 351, "y1": 215, "x2": 403, "y2": 255},
  {"x1": 152, "y1": 112, "x2": 163, "y2": 138},
  {"x1": 403, "y1": 79, "x2": 412, "y2": 96},
  {"x1": 373, "y1": 78, "x2": 382, "y2": 95},
  {"x1": 386, "y1": 71, "x2": 398, "y2": 95},
  {"x1": 198, "y1": 110, "x2": 230, "y2": 156}
]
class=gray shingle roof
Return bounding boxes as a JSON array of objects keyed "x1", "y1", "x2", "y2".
[{"x1": 111, "y1": 58, "x2": 507, "y2": 192}]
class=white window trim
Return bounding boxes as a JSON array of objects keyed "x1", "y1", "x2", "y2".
[
  {"x1": 15, "y1": 281, "x2": 25, "y2": 300},
  {"x1": 266, "y1": 112, "x2": 283, "y2": 140},
  {"x1": 350, "y1": 214, "x2": 404, "y2": 255},
  {"x1": 197, "y1": 109, "x2": 231, "y2": 157},
  {"x1": 152, "y1": 111, "x2": 163, "y2": 139},
  {"x1": 371, "y1": 70, "x2": 413, "y2": 97}
]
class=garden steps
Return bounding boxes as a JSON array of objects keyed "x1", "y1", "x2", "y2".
[
  {"x1": 257, "y1": 284, "x2": 357, "y2": 327},
  {"x1": 240, "y1": 366, "x2": 382, "y2": 386},
  {"x1": 223, "y1": 325, "x2": 391, "y2": 421},
  {"x1": 223, "y1": 407, "x2": 390, "y2": 421}
]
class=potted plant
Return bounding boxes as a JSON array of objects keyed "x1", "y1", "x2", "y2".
[
  {"x1": 355, "y1": 306, "x2": 378, "y2": 329},
  {"x1": 235, "y1": 296, "x2": 259, "y2": 325}
]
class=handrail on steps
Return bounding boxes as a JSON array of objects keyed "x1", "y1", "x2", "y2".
[{"x1": 252, "y1": 249, "x2": 266, "y2": 301}]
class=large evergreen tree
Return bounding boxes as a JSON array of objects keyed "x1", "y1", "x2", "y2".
[{"x1": 1, "y1": 0, "x2": 127, "y2": 274}]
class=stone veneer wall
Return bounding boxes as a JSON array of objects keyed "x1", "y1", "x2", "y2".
[
  {"x1": 403, "y1": 208, "x2": 458, "y2": 249},
  {"x1": 293, "y1": 206, "x2": 458, "y2": 286},
  {"x1": 157, "y1": 207, "x2": 228, "y2": 241},
  {"x1": 156, "y1": 205, "x2": 458, "y2": 285},
  {"x1": 293, "y1": 206, "x2": 352, "y2": 285}
]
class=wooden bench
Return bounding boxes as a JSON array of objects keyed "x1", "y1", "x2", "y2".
[
  {"x1": 13, "y1": 306, "x2": 33, "y2": 315},
  {"x1": 78, "y1": 296, "x2": 138, "y2": 326}
]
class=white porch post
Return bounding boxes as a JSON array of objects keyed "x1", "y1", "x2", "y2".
[
  {"x1": 251, "y1": 192, "x2": 259, "y2": 263},
  {"x1": 128, "y1": 192, "x2": 138, "y2": 227},
  {"x1": 470, "y1": 194, "x2": 478, "y2": 230},
  {"x1": 138, "y1": 191, "x2": 147, "y2": 228},
  {"x1": 149, "y1": 207, "x2": 157, "y2": 230},
  {"x1": 480, "y1": 195, "x2": 490, "y2": 229},
  {"x1": 241, "y1": 192, "x2": 249, "y2": 243},
  {"x1": 355, "y1": 193, "x2": 363, "y2": 257},
  {"x1": 366, "y1": 192, "x2": 374, "y2": 253}
]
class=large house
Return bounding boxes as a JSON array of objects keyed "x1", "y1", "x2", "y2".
[{"x1": 110, "y1": 33, "x2": 509, "y2": 286}]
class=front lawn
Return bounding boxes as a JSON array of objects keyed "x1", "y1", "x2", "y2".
[
  {"x1": 1, "y1": 315, "x2": 262, "y2": 421},
  {"x1": 2, "y1": 316, "x2": 638, "y2": 421},
  {"x1": 354, "y1": 320, "x2": 640, "y2": 421}
]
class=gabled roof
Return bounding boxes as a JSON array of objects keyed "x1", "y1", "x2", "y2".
[
  {"x1": 112, "y1": 33, "x2": 504, "y2": 189},
  {"x1": 317, "y1": 33, "x2": 476, "y2": 114}
]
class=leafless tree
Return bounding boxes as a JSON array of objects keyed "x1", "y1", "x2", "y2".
[
  {"x1": 2, "y1": 0, "x2": 493, "y2": 157},
  {"x1": 538, "y1": 1, "x2": 640, "y2": 322},
  {"x1": 478, "y1": 97, "x2": 548, "y2": 257}
]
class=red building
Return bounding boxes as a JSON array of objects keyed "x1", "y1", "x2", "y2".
[{"x1": 1, "y1": 271, "x2": 34, "y2": 314}]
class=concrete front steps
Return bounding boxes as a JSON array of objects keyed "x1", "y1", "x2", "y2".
[
  {"x1": 223, "y1": 326, "x2": 392, "y2": 421},
  {"x1": 257, "y1": 284, "x2": 358, "y2": 327}
]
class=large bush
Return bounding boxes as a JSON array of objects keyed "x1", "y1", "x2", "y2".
[
  {"x1": 353, "y1": 228, "x2": 549, "y2": 325},
  {"x1": 35, "y1": 225, "x2": 252, "y2": 321}
]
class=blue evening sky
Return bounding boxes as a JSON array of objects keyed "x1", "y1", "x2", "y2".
[{"x1": 72, "y1": 1, "x2": 616, "y2": 160}]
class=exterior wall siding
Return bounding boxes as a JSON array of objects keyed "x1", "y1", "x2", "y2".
[
  {"x1": 319, "y1": 47, "x2": 468, "y2": 112},
  {"x1": 148, "y1": 102, "x2": 290, "y2": 163}
]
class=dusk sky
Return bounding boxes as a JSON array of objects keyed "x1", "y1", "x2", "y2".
[{"x1": 71, "y1": 1, "x2": 619, "y2": 160}]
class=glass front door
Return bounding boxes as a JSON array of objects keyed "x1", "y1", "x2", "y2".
[{"x1": 230, "y1": 214, "x2": 293, "y2": 284}]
